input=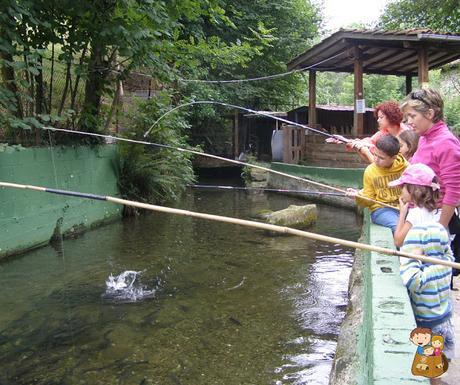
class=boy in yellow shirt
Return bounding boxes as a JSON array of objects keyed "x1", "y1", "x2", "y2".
[{"x1": 347, "y1": 135, "x2": 408, "y2": 232}]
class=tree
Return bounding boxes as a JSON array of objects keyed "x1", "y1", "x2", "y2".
[
  {"x1": 379, "y1": 0, "x2": 460, "y2": 33},
  {"x1": 379, "y1": 0, "x2": 460, "y2": 134},
  {"x1": 168, "y1": 0, "x2": 322, "y2": 153}
]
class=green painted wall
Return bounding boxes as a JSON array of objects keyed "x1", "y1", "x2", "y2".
[
  {"x1": 268, "y1": 162, "x2": 364, "y2": 209},
  {"x1": 271, "y1": 162, "x2": 364, "y2": 188},
  {"x1": 366, "y1": 212, "x2": 427, "y2": 384},
  {"x1": 330, "y1": 211, "x2": 428, "y2": 385},
  {"x1": 0, "y1": 145, "x2": 122, "y2": 258}
]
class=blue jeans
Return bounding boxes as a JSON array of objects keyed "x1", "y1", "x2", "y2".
[
  {"x1": 370, "y1": 207, "x2": 399, "y2": 233},
  {"x1": 430, "y1": 317, "x2": 455, "y2": 360}
]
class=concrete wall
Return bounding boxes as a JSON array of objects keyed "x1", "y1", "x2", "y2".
[
  {"x1": 330, "y1": 211, "x2": 429, "y2": 384},
  {"x1": 0, "y1": 145, "x2": 122, "y2": 259},
  {"x1": 268, "y1": 162, "x2": 364, "y2": 209}
]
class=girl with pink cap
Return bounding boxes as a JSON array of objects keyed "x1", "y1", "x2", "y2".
[{"x1": 391, "y1": 163, "x2": 441, "y2": 248}]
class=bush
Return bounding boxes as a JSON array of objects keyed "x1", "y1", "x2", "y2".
[{"x1": 118, "y1": 92, "x2": 196, "y2": 215}]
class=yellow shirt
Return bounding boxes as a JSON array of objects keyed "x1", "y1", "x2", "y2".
[{"x1": 356, "y1": 154, "x2": 408, "y2": 212}]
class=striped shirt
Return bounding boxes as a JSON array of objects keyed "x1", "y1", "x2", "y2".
[{"x1": 400, "y1": 223, "x2": 453, "y2": 328}]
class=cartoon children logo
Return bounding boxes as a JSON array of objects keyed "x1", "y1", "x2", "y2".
[{"x1": 409, "y1": 327, "x2": 448, "y2": 378}]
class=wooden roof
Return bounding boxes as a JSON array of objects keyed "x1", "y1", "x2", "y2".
[{"x1": 288, "y1": 29, "x2": 460, "y2": 76}]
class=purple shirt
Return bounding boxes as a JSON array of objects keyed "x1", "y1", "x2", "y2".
[{"x1": 411, "y1": 121, "x2": 460, "y2": 207}]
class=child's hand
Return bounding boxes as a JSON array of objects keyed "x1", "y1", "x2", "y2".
[
  {"x1": 399, "y1": 197, "x2": 409, "y2": 215},
  {"x1": 345, "y1": 139, "x2": 365, "y2": 151},
  {"x1": 345, "y1": 188, "x2": 358, "y2": 198}
]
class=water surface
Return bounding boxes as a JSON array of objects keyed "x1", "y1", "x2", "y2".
[{"x1": 0, "y1": 187, "x2": 361, "y2": 385}]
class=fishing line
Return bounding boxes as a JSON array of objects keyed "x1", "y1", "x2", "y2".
[
  {"x1": 104, "y1": 51, "x2": 346, "y2": 85},
  {"x1": 190, "y1": 184, "x2": 346, "y2": 196},
  {"x1": 46, "y1": 127, "x2": 78, "y2": 357},
  {"x1": 177, "y1": 51, "x2": 347, "y2": 83},
  {"x1": 0, "y1": 181, "x2": 454, "y2": 269},
  {"x1": 42, "y1": 126, "x2": 393, "y2": 209},
  {"x1": 142, "y1": 100, "x2": 344, "y2": 139}
]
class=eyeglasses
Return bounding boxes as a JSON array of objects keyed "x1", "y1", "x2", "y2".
[{"x1": 410, "y1": 90, "x2": 429, "y2": 106}]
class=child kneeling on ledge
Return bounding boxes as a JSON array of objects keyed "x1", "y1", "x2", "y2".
[{"x1": 346, "y1": 134, "x2": 408, "y2": 233}]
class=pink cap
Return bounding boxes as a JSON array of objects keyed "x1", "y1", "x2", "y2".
[{"x1": 388, "y1": 163, "x2": 440, "y2": 190}]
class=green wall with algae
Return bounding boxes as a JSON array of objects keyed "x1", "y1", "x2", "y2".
[
  {"x1": 0, "y1": 144, "x2": 121, "y2": 259},
  {"x1": 330, "y1": 210, "x2": 428, "y2": 384}
]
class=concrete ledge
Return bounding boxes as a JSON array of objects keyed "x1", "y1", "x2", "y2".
[
  {"x1": 271, "y1": 162, "x2": 364, "y2": 188},
  {"x1": 268, "y1": 163, "x2": 363, "y2": 209},
  {"x1": 330, "y1": 210, "x2": 429, "y2": 384},
  {"x1": 369, "y1": 219, "x2": 427, "y2": 384}
]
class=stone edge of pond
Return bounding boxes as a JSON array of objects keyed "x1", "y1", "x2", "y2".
[{"x1": 329, "y1": 210, "x2": 429, "y2": 385}]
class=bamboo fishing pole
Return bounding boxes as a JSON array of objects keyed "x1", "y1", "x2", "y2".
[
  {"x1": 43, "y1": 126, "x2": 396, "y2": 210},
  {"x1": 0, "y1": 181, "x2": 456, "y2": 269}
]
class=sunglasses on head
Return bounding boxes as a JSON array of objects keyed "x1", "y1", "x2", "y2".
[{"x1": 410, "y1": 90, "x2": 429, "y2": 106}]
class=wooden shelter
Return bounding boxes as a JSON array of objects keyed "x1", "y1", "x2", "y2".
[{"x1": 288, "y1": 29, "x2": 460, "y2": 135}]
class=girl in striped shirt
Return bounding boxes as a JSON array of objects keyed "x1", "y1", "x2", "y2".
[{"x1": 399, "y1": 223, "x2": 455, "y2": 363}]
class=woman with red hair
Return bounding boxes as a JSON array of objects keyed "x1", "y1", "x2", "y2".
[{"x1": 327, "y1": 100, "x2": 408, "y2": 163}]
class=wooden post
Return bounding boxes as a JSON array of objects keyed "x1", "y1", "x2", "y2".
[
  {"x1": 418, "y1": 46, "x2": 429, "y2": 86},
  {"x1": 405, "y1": 75, "x2": 412, "y2": 95},
  {"x1": 233, "y1": 110, "x2": 239, "y2": 158},
  {"x1": 308, "y1": 70, "x2": 317, "y2": 126},
  {"x1": 353, "y1": 47, "x2": 364, "y2": 136}
]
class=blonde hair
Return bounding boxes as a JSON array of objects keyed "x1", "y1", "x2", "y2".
[
  {"x1": 400, "y1": 88, "x2": 444, "y2": 123},
  {"x1": 431, "y1": 335, "x2": 444, "y2": 348}
]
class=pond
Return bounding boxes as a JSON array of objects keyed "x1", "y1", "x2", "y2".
[{"x1": 0, "y1": 185, "x2": 361, "y2": 385}]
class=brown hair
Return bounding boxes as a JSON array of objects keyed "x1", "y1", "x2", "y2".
[
  {"x1": 398, "y1": 130, "x2": 419, "y2": 159},
  {"x1": 405, "y1": 177, "x2": 440, "y2": 211},
  {"x1": 400, "y1": 88, "x2": 444, "y2": 123},
  {"x1": 410, "y1": 327, "x2": 432, "y2": 338},
  {"x1": 375, "y1": 134, "x2": 400, "y2": 157}
]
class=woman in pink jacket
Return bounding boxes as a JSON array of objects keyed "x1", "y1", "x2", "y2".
[{"x1": 400, "y1": 88, "x2": 460, "y2": 229}]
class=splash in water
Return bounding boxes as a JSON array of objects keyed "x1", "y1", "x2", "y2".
[{"x1": 103, "y1": 270, "x2": 156, "y2": 303}]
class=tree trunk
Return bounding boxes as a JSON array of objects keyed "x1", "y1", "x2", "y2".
[
  {"x1": 58, "y1": 61, "x2": 71, "y2": 115},
  {"x1": 35, "y1": 55, "x2": 45, "y2": 145},
  {"x1": 79, "y1": 43, "x2": 108, "y2": 131},
  {"x1": 49, "y1": 43, "x2": 55, "y2": 113},
  {"x1": 70, "y1": 45, "x2": 87, "y2": 112}
]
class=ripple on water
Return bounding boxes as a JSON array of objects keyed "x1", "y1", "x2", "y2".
[{"x1": 0, "y1": 192, "x2": 360, "y2": 385}]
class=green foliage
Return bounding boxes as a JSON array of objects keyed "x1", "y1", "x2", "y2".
[
  {"x1": 379, "y1": 0, "x2": 460, "y2": 33},
  {"x1": 378, "y1": 0, "x2": 460, "y2": 133},
  {"x1": 172, "y1": 0, "x2": 321, "y2": 153},
  {"x1": 316, "y1": 72, "x2": 406, "y2": 108},
  {"x1": 0, "y1": 0, "x2": 242, "y2": 140},
  {"x1": 117, "y1": 91, "x2": 196, "y2": 214}
]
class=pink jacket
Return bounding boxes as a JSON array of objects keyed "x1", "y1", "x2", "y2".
[{"x1": 411, "y1": 121, "x2": 460, "y2": 207}]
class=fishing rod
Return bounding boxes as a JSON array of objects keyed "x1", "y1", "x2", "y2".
[
  {"x1": 143, "y1": 100, "x2": 349, "y2": 141},
  {"x1": 0, "y1": 180, "x2": 455, "y2": 269},
  {"x1": 190, "y1": 184, "x2": 346, "y2": 196},
  {"x1": 43, "y1": 126, "x2": 393, "y2": 210}
]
